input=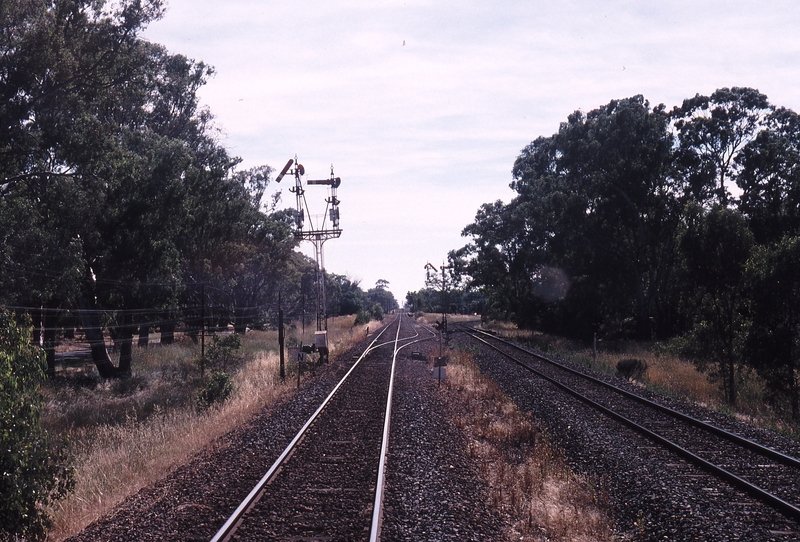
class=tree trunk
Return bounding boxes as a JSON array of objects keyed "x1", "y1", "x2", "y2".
[
  {"x1": 187, "y1": 326, "x2": 199, "y2": 344},
  {"x1": 160, "y1": 321, "x2": 175, "y2": 345},
  {"x1": 233, "y1": 306, "x2": 247, "y2": 335},
  {"x1": 137, "y1": 324, "x2": 149, "y2": 348},
  {"x1": 116, "y1": 313, "x2": 134, "y2": 377},
  {"x1": 109, "y1": 325, "x2": 121, "y2": 353},
  {"x1": 725, "y1": 304, "x2": 737, "y2": 406},
  {"x1": 726, "y1": 356, "x2": 736, "y2": 406},
  {"x1": 42, "y1": 308, "x2": 58, "y2": 377},
  {"x1": 77, "y1": 297, "x2": 118, "y2": 378}
]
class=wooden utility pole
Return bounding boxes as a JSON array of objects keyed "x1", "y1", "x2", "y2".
[{"x1": 279, "y1": 293, "x2": 285, "y2": 381}]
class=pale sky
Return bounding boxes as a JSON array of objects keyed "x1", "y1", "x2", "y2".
[{"x1": 144, "y1": 0, "x2": 800, "y2": 303}]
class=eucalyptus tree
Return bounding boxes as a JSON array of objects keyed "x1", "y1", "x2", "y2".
[
  {"x1": 466, "y1": 96, "x2": 683, "y2": 338},
  {"x1": 737, "y1": 107, "x2": 800, "y2": 243},
  {"x1": 672, "y1": 87, "x2": 772, "y2": 206},
  {"x1": 327, "y1": 274, "x2": 367, "y2": 316},
  {"x1": 367, "y1": 279, "x2": 398, "y2": 314},
  {"x1": 1, "y1": 0, "x2": 175, "y2": 376},
  {"x1": 227, "y1": 205, "x2": 297, "y2": 334},
  {"x1": 404, "y1": 287, "x2": 438, "y2": 314},
  {"x1": 457, "y1": 195, "x2": 545, "y2": 325},
  {"x1": 744, "y1": 237, "x2": 800, "y2": 419},
  {"x1": 0, "y1": 0, "x2": 295, "y2": 376}
]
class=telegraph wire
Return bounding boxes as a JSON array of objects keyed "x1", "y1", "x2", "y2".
[{"x1": 4, "y1": 301, "x2": 293, "y2": 335}]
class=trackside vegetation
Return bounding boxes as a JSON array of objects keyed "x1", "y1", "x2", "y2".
[
  {"x1": 447, "y1": 89, "x2": 800, "y2": 419},
  {"x1": 0, "y1": 311, "x2": 73, "y2": 541},
  {"x1": 0, "y1": 0, "x2": 398, "y2": 380},
  {"x1": 444, "y1": 346, "x2": 613, "y2": 541}
]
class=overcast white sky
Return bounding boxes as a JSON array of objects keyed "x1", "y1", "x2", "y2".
[{"x1": 144, "y1": 0, "x2": 800, "y2": 303}]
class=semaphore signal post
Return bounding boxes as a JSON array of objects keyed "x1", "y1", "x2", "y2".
[{"x1": 275, "y1": 156, "x2": 342, "y2": 364}]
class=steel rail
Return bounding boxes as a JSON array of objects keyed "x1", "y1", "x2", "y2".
[
  {"x1": 210, "y1": 315, "x2": 400, "y2": 542},
  {"x1": 467, "y1": 327, "x2": 800, "y2": 470},
  {"x1": 369, "y1": 314, "x2": 437, "y2": 541},
  {"x1": 463, "y1": 328, "x2": 800, "y2": 523}
]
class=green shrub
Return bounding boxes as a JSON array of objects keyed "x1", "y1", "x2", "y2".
[
  {"x1": 197, "y1": 370, "x2": 233, "y2": 409},
  {"x1": 354, "y1": 304, "x2": 384, "y2": 326},
  {"x1": 370, "y1": 303, "x2": 384, "y2": 322},
  {"x1": 206, "y1": 333, "x2": 243, "y2": 370},
  {"x1": 354, "y1": 309, "x2": 371, "y2": 326},
  {"x1": 0, "y1": 311, "x2": 73, "y2": 541}
]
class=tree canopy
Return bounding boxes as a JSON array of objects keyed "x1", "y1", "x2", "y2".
[
  {"x1": 455, "y1": 88, "x2": 800, "y2": 413},
  {"x1": 0, "y1": 0, "x2": 303, "y2": 376}
]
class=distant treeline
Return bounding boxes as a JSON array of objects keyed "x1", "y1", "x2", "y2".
[
  {"x1": 450, "y1": 88, "x2": 800, "y2": 414},
  {"x1": 405, "y1": 285, "x2": 485, "y2": 316},
  {"x1": 328, "y1": 276, "x2": 399, "y2": 325}
]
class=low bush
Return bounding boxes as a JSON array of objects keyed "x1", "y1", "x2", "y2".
[
  {"x1": 354, "y1": 309, "x2": 371, "y2": 326},
  {"x1": 206, "y1": 333, "x2": 243, "y2": 370},
  {"x1": 197, "y1": 370, "x2": 233, "y2": 409},
  {"x1": 616, "y1": 358, "x2": 647, "y2": 381}
]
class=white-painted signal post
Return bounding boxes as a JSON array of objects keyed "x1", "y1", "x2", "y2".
[{"x1": 275, "y1": 156, "x2": 342, "y2": 363}]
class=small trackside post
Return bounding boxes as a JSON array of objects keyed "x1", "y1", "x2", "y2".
[{"x1": 279, "y1": 293, "x2": 285, "y2": 382}]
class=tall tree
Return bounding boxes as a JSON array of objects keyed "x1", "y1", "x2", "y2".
[
  {"x1": 0, "y1": 0, "x2": 172, "y2": 376},
  {"x1": 457, "y1": 198, "x2": 541, "y2": 325},
  {"x1": 737, "y1": 107, "x2": 800, "y2": 244},
  {"x1": 0, "y1": 1, "x2": 296, "y2": 376},
  {"x1": 367, "y1": 279, "x2": 398, "y2": 314},
  {"x1": 327, "y1": 274, "x2": 367, "y2": 316},
  {"x1": 672, "y1": 87, "x2": 771, "y2": 206},
  {"x1": 470, "y1": 96, "x2": 682, "y2": 338}
]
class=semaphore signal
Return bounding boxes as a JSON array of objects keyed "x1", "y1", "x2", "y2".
[{"x1": 275, "y1": 156, "x2": 342, "y2": 363}]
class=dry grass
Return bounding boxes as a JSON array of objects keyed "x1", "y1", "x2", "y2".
[
  {"x1": 416, "y1": 312, "x2": 481, "y2": 327},
  {"x1": 45, "y1": 345, "x2": 291, "y2": 541},
  {"x1": 583, "y1": 345, "x2": 723, "y2": 408},
  {"x1": 43, "y1": 315, "x2": 373, "y2": 541},
  {"x1": 481, "y1": 320, "x2": 800, "y2": 439},
  {"x1": 443, "y1": 348, "x2": 614, "y2": 541}
]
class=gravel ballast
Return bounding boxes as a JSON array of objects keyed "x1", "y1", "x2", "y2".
[
  {"x1": 452, "y1": 330, "x2": 800, "y2": 541},
  {"x1": 65, "y1": 321, "x2": 503, "y2": 541}
]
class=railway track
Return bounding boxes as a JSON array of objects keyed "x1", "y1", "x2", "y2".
[
  {"x1": 461, "y1": 326, "x2": 800, "y2": 527},
  {"x1": 211, "y1": 312, "x2": 435, "y2": 541}
]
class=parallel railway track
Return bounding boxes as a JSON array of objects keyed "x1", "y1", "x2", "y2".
[
  {"x1": 211, "y1": 313, "x2": 435, "y2": 541},
  {"x1": 461, "y1": 326, "x2": 800, "y2": 525}
]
